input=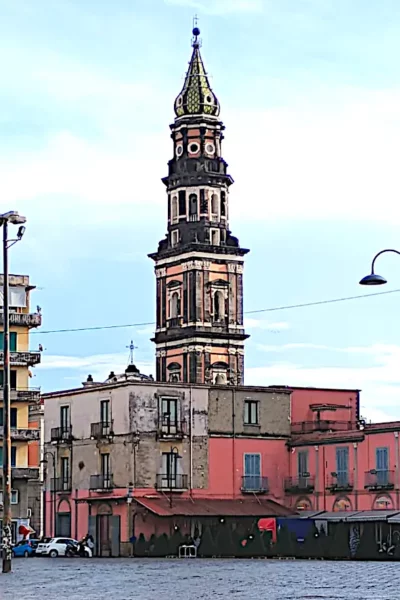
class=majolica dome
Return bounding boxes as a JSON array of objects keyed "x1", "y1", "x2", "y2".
[{"x1": 174, "y1": 27, "x2": 220, "y2": 118}]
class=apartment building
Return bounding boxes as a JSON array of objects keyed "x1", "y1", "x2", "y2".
[{"x1": 0, "y1": 274, "x2": 42, "y2": 540}]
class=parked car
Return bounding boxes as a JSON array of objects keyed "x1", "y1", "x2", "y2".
[
  {"x1": 12, "y1": 539, "x2": 39, "y2": 558},
  {"x1": 35, "y1": 537, "x2": 78, "y2": 558}
]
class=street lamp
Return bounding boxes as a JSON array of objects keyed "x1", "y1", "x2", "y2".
[
  {"x1": 359, "y1": 249, "x2": 400, "y2": 286},
  {"x1": 41, "y1": 451, "x2": 56, "y2": 540},
  {"x1": 0, "y1": 211, "x2": 26, "y2": 574}
]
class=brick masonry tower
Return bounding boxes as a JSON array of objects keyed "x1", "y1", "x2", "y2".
[{"x1": 149, "y1": 26, "x2": 249, "y2": 385}]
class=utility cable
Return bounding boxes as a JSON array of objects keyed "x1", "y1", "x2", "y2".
[{"x1": 30, "y1": 287, "x2": 400, "y2": 335}]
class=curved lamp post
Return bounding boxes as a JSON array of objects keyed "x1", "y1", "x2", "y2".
[
  {"x1": 0, "y1": 211, "x2": 26, "y2": 574},
  {"x1": 359, "y1": 249, "x2": 400, "y2": 286}
]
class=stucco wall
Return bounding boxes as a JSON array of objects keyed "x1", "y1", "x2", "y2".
[{"x1": 208, "y1": 387, "x2": 291, "y2": 437}]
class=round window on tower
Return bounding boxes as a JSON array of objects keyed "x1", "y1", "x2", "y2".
[
  {"x1": 205, "y1": 143, "x2": 215, "y2": 155},
  {"x1": 177, "y1": 95, "x2": 183, "y2": 106},
  {"x1": 188, "y1": 142, "x2": 200, "y2": 154},
  {"x1": 176, "y1": 144, "x2": 183, "y2": 157},
  {"x1": 205, "y1": 94, "x2": 213, "y2": 104}
]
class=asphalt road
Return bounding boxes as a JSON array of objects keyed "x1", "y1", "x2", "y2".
[{"x1": 1, "y1": 558, "x2": 399, "y2": 599}]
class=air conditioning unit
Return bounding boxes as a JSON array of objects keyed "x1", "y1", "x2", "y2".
[{"x1": 27, "y1": 508, "x2": 32, "y2": 519}]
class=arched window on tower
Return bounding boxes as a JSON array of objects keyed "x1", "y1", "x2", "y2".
[
  {"x1": 211, "y1": 193, "x2": 219, "y2": 221},
  {"x1": 213, "y1": 291, "x2": 225, "y2": 322},
  {"x1": 189, "y1": 194, "x2": 198, "y2": 221},
  {"x1": 171, "y1": 196, "x2": 178, "y2": 223},
  {"x1": 170, "y1": 292, "x2": 180, "y2": 319}
]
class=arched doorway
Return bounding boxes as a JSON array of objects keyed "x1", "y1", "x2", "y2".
[{"x1": 56, "y1": 498, "x2": 71, "y2": 537}]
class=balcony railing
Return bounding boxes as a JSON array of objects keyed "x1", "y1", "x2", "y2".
[
  {"x1": 90, "y1": 421, "x2": 113, "y2": 440},
  {"x1": 0, "y1": 427, "x2": 39, "y2": 441},
  {"x1": 365, "y1": 470, "x2": 395, "y2": 490},
  {"x1": 241, "y1": 476, "x2": 269, "y2": 494},
  {"x1": 0, "y1": 388, "x2": 41, "y2": 402},
  {"x1": 0, "y1": 467, "x2": 39, "y2": 480},
  {"x1": 284, "y1": 476, "x2": 315, "y2": 494},
  {"x1": 291, "y1": 420, "x2": 354, "y2": 435},
  {"x1": 155, "y1": 473, "x2": 188, "y2": 490},
  {"x1": 50, "y1": 425, "x2": 73, "y2": 443},
  {"x1": 158, "y1": 416, "x2": 186, "y2": 440},
  {"x1": 167, "y1": 317, "x2": 182, "y2": 328},
  {"x1": 0, "y1": 351, "x2": 41, "y2": 366},
  {"x1": 0, "y1": 312, "x2": 42, "y2": 327},
  {"x1": 326, "y1": 473, "x2": 354, "y2": 491},
  {"x1": 90, "y1": 474, "x2": 113, "y2": 491},
  {"x1": 51, "y1": 477, "x2": 72, "y2": 493}
]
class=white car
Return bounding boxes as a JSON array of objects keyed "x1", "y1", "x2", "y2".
[{"x1": 35, "y1": 537, "x2": 77, "y2": 558}]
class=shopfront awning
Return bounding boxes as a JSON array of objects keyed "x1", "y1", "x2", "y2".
[{"x1": 134, "y1": 497, "x2": 294, "y2": 518}]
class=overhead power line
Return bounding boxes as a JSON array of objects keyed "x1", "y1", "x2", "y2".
[{"x1": 31, "y1": 287, "x2": 400, "y2": 336}]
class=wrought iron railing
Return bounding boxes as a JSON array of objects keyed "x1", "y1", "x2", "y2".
[{"x1": 241, "y1": 476, "x2": 269, "y2": 493}]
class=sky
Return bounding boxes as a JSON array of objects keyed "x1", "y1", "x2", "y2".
[{"x1": 2, "y1": 0, "x2": 400, "y2": 422}]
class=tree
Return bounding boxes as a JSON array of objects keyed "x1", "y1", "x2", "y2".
[
  {"x1": 135, "y1": 533, "x2": 147, "y2": 557},
  {"x1": 169, "y1": 529, "x2": 184, "y2": 556},
  {"x1": 153, "y1": 533, "x2": 170, "y2": 557},
  {"x1": 198, "y1": 526, "x2": 216, "y2": 557}
]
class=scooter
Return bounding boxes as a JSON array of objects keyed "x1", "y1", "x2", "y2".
[{"x1": 65, "y1": 540, "x2": 93, "y2": 558}]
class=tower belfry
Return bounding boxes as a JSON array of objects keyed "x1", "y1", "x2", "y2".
[{"x1": 149, "y1": 25, "x2": 249, "y2": 385}]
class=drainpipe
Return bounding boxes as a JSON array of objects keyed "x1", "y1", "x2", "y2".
[
  {"x1": 232, "y1": 388, "x2": 236, "y2": 499},
  {"x1": 395, "y1": 432, "x2": 399, "y2": 510},
  {"x1": 189, "y1": 386, "x2": 193, "y2": 496},
  {"x1": 353, "y1": 443, "x2": 358, "y2": 510},
  {"x1": 314, "y1": 446, "x2": 319, "y2": 511}
]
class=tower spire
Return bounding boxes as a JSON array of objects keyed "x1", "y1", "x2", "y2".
[{"x1": 174, "y1": 22, "x2": 219, "y2": 118}]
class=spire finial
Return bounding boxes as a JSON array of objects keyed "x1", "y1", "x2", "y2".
[
  {"x1": 192, "y1": 15, "x2": 201, "y2": 48},
  {"x1": 126, "y1": 340, "x2": 138, "y2": 365}
]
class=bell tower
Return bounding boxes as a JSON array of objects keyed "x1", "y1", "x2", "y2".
[{"x1": 149, "y1": 26, "x2": 249, "y2": 385}]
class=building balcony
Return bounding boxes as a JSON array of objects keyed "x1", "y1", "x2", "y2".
[
  {"x1": 50, "y1": 426, "x2": 73, "y2": 444},
  {"x1": 365, "y1": 470, "x2": 395, "y2": 491},
  {"x1": 0, "y1": 388, "x2": 41, "y2": 403},
  {"x1": 0, "y1": 427, "x2": 39, "y2": 441},
  {"x1": 284, "y1": 476, "x2": 315, "y2": 494},
  {"x1": 90, "y1": 421, "x2": 114, "y2": 440},
  {"x1": 158, "y1": 417, "x2": 186, "y2": 440},
  {"x1": 241, "y1": 476, "x2": 269, "y2": 494},
  {"x1": 51, "y1": 477, "x2": 72, "y2": 493},
  {"x1": 167, "y1": 317, "x2": 183, "y2": 329},
  {"x1": 0, "y1": 312, "x2": 42, "y2": 328},
  {"x1": 0, "y1": 351, "x2": 41, "y2": 367},
  {"x1": 291, "y1": 420, "x2": 354, "y2": 435},
  {"x1": 90, "y1": 474, "x2": 114, "y2": 491},
  {"x1": 155, "y1": 473, "x2": 188, "y2": 491},
  {"x1": 0, "y1": 467, "x2": 39, "y2": 480},
  {"x1": 326, "y1": 473, "x2": 354, "y2": 492}
]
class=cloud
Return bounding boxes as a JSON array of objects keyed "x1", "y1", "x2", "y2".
[
  {"x1": 246, "y1": 342, "x2": 400, "y2": 421},
  {"x1": 244, "y1": 318, "x2": 290, "y2": 332},
  {"x1": 228, "y1": 90, "x2": 400, "y2": 223},
  {"x1": 37, "y1": 352, "x2": 154, "y2": 384},
  {"x1": 164, "y1": 0, "x2": 264, "y2": 14}
]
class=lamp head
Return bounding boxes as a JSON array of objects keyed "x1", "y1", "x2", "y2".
[{"x1": 359, "y1": 273, "x2": 387, "y2": 286}]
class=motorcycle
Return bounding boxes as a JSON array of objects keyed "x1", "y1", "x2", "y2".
[{"x1": 65, "y1": 540, "x2": 93, "y2": 558}]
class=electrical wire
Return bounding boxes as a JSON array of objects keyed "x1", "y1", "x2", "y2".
[{"x1": 30, "y1": 287, "x2": 400, "y2": 335}]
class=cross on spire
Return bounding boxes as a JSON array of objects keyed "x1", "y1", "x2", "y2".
[{"x1": 126, "y1": 340, "x2": 138, "y2": 365}]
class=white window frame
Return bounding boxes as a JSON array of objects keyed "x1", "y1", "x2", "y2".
[
  {"x1": 0, "y1": 490, "x2": 19, "y2": 504},
  {"x1": 244, "y1": 399, "x2": 259, "y2": 425},
  {"x1": 171, "y1": 230, "x2": 179, "y2": 246}
]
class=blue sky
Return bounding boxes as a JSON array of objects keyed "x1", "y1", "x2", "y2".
[{"x1": 2, "y1": 0, "x2": 400, "y2": 421}]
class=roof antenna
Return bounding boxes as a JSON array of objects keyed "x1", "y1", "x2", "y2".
[
  {"x1": 192, "y1": 14, "x2": 201, "y2": 48},
  {"x1": 126, "y1": 340, "x2": 138, "y2": 365}
]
